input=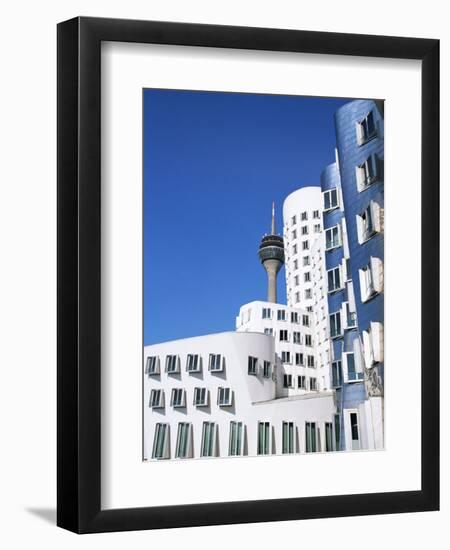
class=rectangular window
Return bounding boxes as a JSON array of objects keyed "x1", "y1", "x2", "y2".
[
  {"x1": 359, "y1": 256, "x2": 383, "y2": 302},
  {"x1": 218, "y1": 387, "x2": 232, "y2": 407},
  {"x1": 356, "y1": 110, "x2": 376, "y2": 145},
  {"x1": 263, "y1": 361, "x2": 271, "y2": 378},
  {"x1": 344, "y1": 351, "x2": 363, "y2": 382},
  {"x1": 345, "y1": 302, "x2": 357, "y2": 328},
  {"x1": 264, "y1": 327, "x2": 273, "y2": 336},
  {"x1": 313, "y1": 210, "x2": 320, "y2": 219},
  {"x1": 327, "y1": 266, "x2": 341, "y2": 293},
  {"x1": 301, "y1": 211, "x2": 308, "y2": 221},
  {"x1": 350, "y1": 412, "x2": 361, "y2": 450},
  {"x1": 145, "y1": 356, "x2": 159, "y2": 376},
  {"x1": 334, "y1": 414, "x2": 341, "y2": 451},
  {"x1": 294, "y1": 274, "x2": 299, "y2": 286},
  {"x1": 277, "y1": 309, "x2": 286, "y2": 321},
  {"x1": 298, "y1": 375, "x2": 306, "y2": 389},
  {"x1": 282, "y1": 421, "x2": 295, "y2": 454},
  {"x1": 291, "y1": 215, "x2": 296, "y2": 226},
  {"x1": 186, "y1": 353, "x2": 201, "y2": 373},
  {"x1": 279, "y1": 329, "x2": 289, "y2": 342},
  {"x1": 314, "y1": 223, "x2": 321, "y2": 233},
  {"x1": 307, "y1": 355, "x2": 315, "y2": 368},
  {"x1": 302, "y1": 314, "x2": 310, "y2": 327},
  {"x1": 303, "y1": 256, "x2": 310, "y2": 266},
  {"x1": 309, "y1": 377, "x2": 317, "y2": 390},
  {"x1": 171, "y1": 388, "x2": 185, "y2": 408},
  {"x1": 283, "y1": 374, "x2": 293, "y2": 388},
  {"x1": 293, "y1": 331, "x2": 301, "y2": 344},
  {"x1": 175, "y1": 422, "x2": 191, "y2": 458},
  {"x1": 356, "y1": 154, "x2": 378, "y2": 191},
  {"x1": 166, "y1": 354, "x2": 179, "y2": 373},
  {"x1": 331, "y1": 360, "x2": 342, "y2": 388},
  {"x1": 292, "y1": 243, "x2": 297, "y2": 254},
  {"x1": 257, "y1": 422, "x2": 270, "y2": 455},
  {"x1": 201, "y1": 422, "x2": 216, "y2": 457},
  {"x1": 304, "y1": 271, "x2": 311, "y2": 282},
  {"x1": 248, "y1": 356, "x2": 258, "y2": 375},
  {"x1": 229, "y1": 421, "x2": 243, "y2": 456},
  {"x1": 149, "y1": 389, "x2": 164, "y2": 408},
  {"x1": 281, "y1": 351, "x2": 291, "y2": 364},
  {"x1": 305, "y1": 334, "x2": 312, "y2": 347},
  {"x1": 152, "y1": 423, "x2": 169, "y2": 459},
  {"x1": 325, "y1": 422, "x2": 333, "y2": 452},
  {"x1": 305, "y1": 289, "x2": 312, "y2": 299},
  {"x1": 295, "y1": 352, "x2": 304, "y2": 366},
  {"x1": 262, "y1": 307, "x2": 272, "y2": 319},
  {"x1": 302, "y1": 240, "x2": 309, "y2": 250},
  {"x1": 330, "y1": 311, "x2": 342, "y2": 338},
  {"x1": 291, "y1": 312, "x2": 299, "y2": 324},
  {"x1": 193, "y1": 387, "x2": 208, "y2": 407},
  {"x1": 301, "y1": 225, "x2": 308, "y2": 235},
  {"x1": 305, "y1": 422, "x2": 317, "y2": 452},
  {"x1": 291, "y1": 229, "x2": 297, "y2": 239},
  {"x1": 295, "y1": 291, "x2": 300, "y2": 303},
  {"x1": 325, "y1": 225, "x2": 341, "y2": 250},
  {"x1": 323, "y1": 188, "x2": 338, "y2": 211},
  {"x1": 209, "y1": 353, "x2": 223, "y2": 372},
  {"x1": 293, "y1": 259, "x2": 298, "y2": 270}
]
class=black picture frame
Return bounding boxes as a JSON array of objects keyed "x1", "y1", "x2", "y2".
[{"x1": 57, "y1": 16, "x2": 439, "y2": 533}]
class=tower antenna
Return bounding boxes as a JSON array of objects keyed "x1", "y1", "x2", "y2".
[{"x1": 271, "y1": 202, "x2": 276, "y2": 234}]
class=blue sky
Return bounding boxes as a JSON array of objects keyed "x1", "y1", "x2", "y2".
[{"x1": 143, "y1": 89, "x2": 349, "y2": 345}]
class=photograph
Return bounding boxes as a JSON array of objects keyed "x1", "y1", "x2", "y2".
[{"x1": 142, "y1": 90, "x2": 384, "y2": 460}]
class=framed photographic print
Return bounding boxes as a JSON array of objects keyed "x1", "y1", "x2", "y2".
[{"x1": 57, "y1": 17, "x2": 439, "y2": 533}]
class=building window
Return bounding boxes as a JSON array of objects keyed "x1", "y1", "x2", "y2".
[
  {"x1": 305, "y1": 334, "x2": 312, "y2": 347},
  {"x1": 263, "y1": 361, "x2": 271, "y2": 378},
  {"x1": 277, "y1": 309, "x2": 286, "y2": 321},
  {"x1": 209, "y1": 353, "x2": 223, "y2": 372},
  {"x1": 186, "y1": 353, "x2": 201, "y2": 373},
  {"x1": 301, "y1": 211, "x2": 308, "y2": 221},
  {"x1": 313, "y1": 210, "x2": 320, "y2": 219},
  {"x1": 307, "y1": 355, "x2": 315, "y2": 368},
  {"x1": 298, "y1": 375, "x2": 306, "y2": 389},
  {"x1": 229, "y1": 421, "x2": 243, "y2": 456},
  {"x1": 264, "y1": 327, "x2": 273, "y2": 336},
  {"x1": 193, "y1": 387, "x2": 208, "y2": 407},
  {"x1": 218, "y1": 387, "x2": 233, "y2": 407},
  {"x1": 282, "y1": 421, "x2": 295, "y2": 454},
  {"x1": 325, "y1": 422, "x2": 333, "y2": 452},
  {"x1": 292, "y1": 229, "x2": 297, "y2": 239},
  {"x1": 344, "y1": 352, "x2": 363, "y2": 382},
  {"x1": 149, "y1": 389, "x2": 164, "y2": 408},
  {"x1": 305, "y1": 422, "x2": 317, "y2": 452},
  {"x1": 302, "y1": 314, "x2": 310, "y2": 327},
  {"x1": 356, "y1": 154, "x2": 379, "y2": 191},
  {"x1": 292, "y1": 243, "x2": 298, "y2": 254},
  {"x1": 331, "y1": 360, "x2": 342, "y2": 388},
  {"x1": 283, "y1": 374, "x2": 293, "y2": 388},
  {"x1": 171, "y1": 388, "x2": 185, "y2": 408},
  {"x1": 166, "y1": 355, "x2": 179, "y2": 374},
  {"x1": 294, "y1": 274, "x2": 299, "y2": 286},
  {"x1": 362, "y1": 322, "x2": 384, "y2": 366},
  {"x1": 293, "y1": 331, "x2": 301, "y2": 344},
  {"x1": 329, "y1": 311, "x2": 342, "y2": 338},
  {"x1": 301, "y1": 225, "x2": 308, "y2": 235},
  {"x1": 281, "y1": 351, "x2": 291, "y2": 364},
  {"x1": 356, "y1": 110, "x2": 377, "y2": 145},
  {"x1": 323, "y1": 188, "x2": 338, "y2": 211},
  {"x1": 309, "y1": 377, "x2": 317, "y2": 390},
  {"x1": 257, "y1": 422, "x2": 271, "y2": 455},
  {"x1": 350, "y1": 412, "x2": 361, "y2": 450},
  {"x1": 359, "y1": 257, "x2": 384, "y2": 302},
  {"x1": 314, "y1": 223, "x2": 321, "y2": 233},
  {"x1": 302, "y1": 240, "x2": 309, "y2": 251},
  {"x1": 291, "y1": 215, "x2": 296, "y2": 226},
  {"x1": 279, "y1": 329, "x2": 289, "y2": 342},
  {"x1": 325, "y1": 225, "x2": 341, "y2": 250},
  {"x1": 304, "y1": 271, "x2": 311, "y2": 282},
  {"x1": 152, "y1": 423, "x2": 169, "y2": 459},
  {"x1": 345, "y1": 302, "x2": 357, "y2": 328},
  {"x1": 356, "y1": 201, "x2": 382, "y2": 244},
  {"x1": 175, "y1": 422, "x2": 191, "y2": 459},
  {"x1": 262, "y1": 307, "x2": 272, "y2": 319},
  {"x1": 334, "y1": 414, "x2": 341, "y2": 451},
  {"x1": 327, "y1": 266, "x2": 342, "y2": 293},
  {"x1": 305, "y1": 289, "x2": 312, "y2": 299},
  {"x1": 303, "y1": 256, "x2": 310, "y2": 266},
  {"x1": 295, "y1": 352, "x2": 304, "y2": 366},
  {"x1": 248, "y1": 356, "x2": 258, "y2": 375},
  {"x1": 145, "y1": 356, "x2": 159, "y2": 376},
  {"x1": 201, "y1": 422, "x2": 217, "y2": 457}
]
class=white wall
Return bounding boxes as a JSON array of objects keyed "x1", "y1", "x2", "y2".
[{"x1": 0, "y1": 1, "x2": 448, "y2": 549}]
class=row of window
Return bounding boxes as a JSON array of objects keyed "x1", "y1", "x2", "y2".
[
  {"x1": 262, "y1": 308, "x2": 310, "y2": 326},
  {"x1": 280, "y1": 351, "x2": 315, "y2": 367},
  {"x1": 289, "y1": 210, "x2": 321, "y2": 227},
  {"x1": 149, "y1": 386, "x2": 233, "y2": 409},
  {"x1": 151, "y1": 418, "x2": 343, "y2": 459},
  {"x1": 290, "y1": 224, "x2": 321, "y2": 241},
  {"x1": 145, "y1": 353, "x2": 225, "y2": 376},
  {"x1": 283, "y1": 374, "x2": 317, "y2": 391}
]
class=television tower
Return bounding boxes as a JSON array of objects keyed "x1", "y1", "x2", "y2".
[{"x1": 258, "y1": 202, "x2": 285, "y2": 303}]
